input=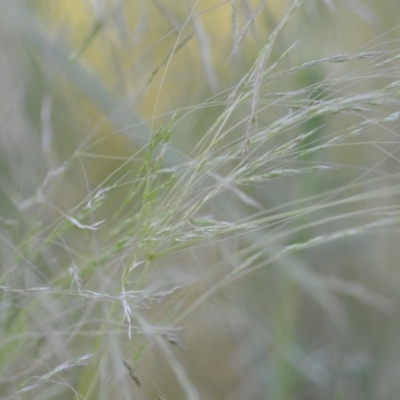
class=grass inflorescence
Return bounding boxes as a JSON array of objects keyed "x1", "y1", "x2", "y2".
[{"x1": 1, "y1": 1, "x2": 400, "y2": 399}]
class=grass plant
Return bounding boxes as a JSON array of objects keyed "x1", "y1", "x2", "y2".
[{"x1": 1, "y1": 1, "x2": 400, "y2": 399}]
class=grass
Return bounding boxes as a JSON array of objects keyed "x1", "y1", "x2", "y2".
[{"x1": 1, "y1": 1, "x2": 400, "y2": 399}]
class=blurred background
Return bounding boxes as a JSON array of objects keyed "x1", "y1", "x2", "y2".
[{"x1": 1, "y1": 1, "x2": 400, "y2": 399}]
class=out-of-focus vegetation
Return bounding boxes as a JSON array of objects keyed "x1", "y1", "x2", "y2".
[{"x1": 1, "y1": 1, "x2": 400, "y2": 399}]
